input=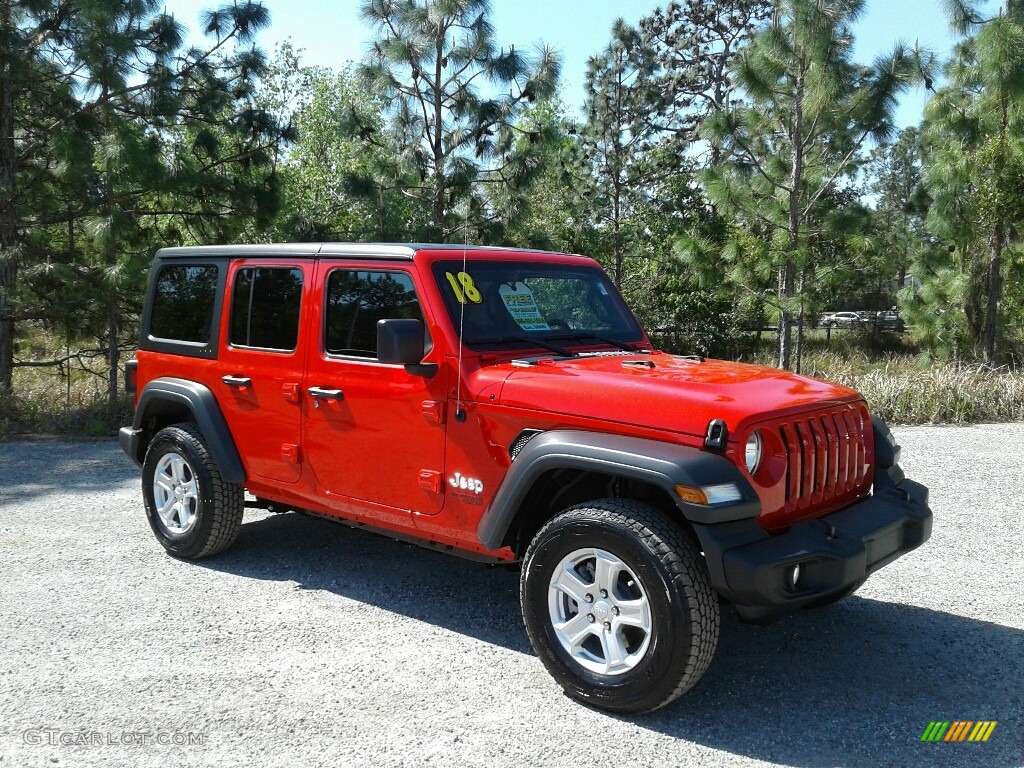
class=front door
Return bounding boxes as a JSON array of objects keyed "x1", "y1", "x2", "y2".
[
  {"x1": 302, "y1": 263, "x2": 447, "y2": 516},
  {"x1": 218, "y1": 260, "x2": 308, "y2": 483}
]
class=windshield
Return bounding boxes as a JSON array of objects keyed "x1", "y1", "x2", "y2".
[{"x1": 431, "y1": 260, "x2": 645, "y2": 353}]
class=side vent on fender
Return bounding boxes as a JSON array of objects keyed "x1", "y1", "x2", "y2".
[{"x1": 509, "y1": 429, "x2": 543, "y2": 461}]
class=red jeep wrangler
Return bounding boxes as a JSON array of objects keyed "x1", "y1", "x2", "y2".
[{"x1": 120, "y1": 243, "x2": 931, "y2": 714}]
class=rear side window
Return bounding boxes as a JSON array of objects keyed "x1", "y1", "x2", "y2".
[
  {"x1": 325, "y1": 270, "x2": 421, "y2": 358},
  {"x1": 230, "y1": 267, "x2": 304, "y2": 351},
  {"x1": 150, "y1": 265, "x2": 219, "y2": 343}
]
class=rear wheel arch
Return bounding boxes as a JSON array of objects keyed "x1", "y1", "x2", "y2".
[{"x1": 131, "y1": 378, "x2": 246, "y2": 483}]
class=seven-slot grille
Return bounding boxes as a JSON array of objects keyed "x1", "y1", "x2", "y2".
[{"x1": 777, "y1": 407, "x2": 870, "y2": 513}]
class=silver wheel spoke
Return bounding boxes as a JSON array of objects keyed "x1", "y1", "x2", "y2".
[
  {"x1": 615, "y1": 598, "x2": 650, "y2": 630},
  {"x1": 594, "y1": 551, "x2": 622, "y2": 595},
  {"x1": 600, "y1": 628, "x2": 628, "y2": 671},
  {"x1": 556, "y1": 612, "x2": 595, "y2": 651},
  {"x1": 551, "y1": 565, "x2": 590, "y2": 605},
  {"x1": 158, "y1": 495, "x2": 176, "y2": 518},
  {"x1": 169, "y1": 455, "x2": 185, "y2": 484}
]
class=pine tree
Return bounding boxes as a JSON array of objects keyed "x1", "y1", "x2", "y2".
[
  {"x1": 867, "y1": 127, "x2": 931, "y2": 291},
  {"x1": 1, "y1": 1, "x2": 282, "y2": 401},
  {"x1": 357, "y1": 0, "x2": 560, "y2": 240},
  {"x1": 579, "y1": 20, "x2": 661, "y2": 288},
  {"x1": 700, "y1": 0, "x2": 926, "y2": 370},
  {"x1": 923, "y1": 0, "x2": 1024, "y2": 362},
  {"x1": 638, "y1": 0, "x2": 770, "y2": 156}
]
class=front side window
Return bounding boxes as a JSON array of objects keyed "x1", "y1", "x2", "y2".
[
  {"x1": 229, "y1": 267, "x2": 304, "y2": 351},
  {"x1": 325, "y1": 270, "x2": 422, "y2": 358},
  {"x1": 430, "y1": 261, "x2": 643, "y2": 352},
  {"x1": 150, "y1": 264, "x2": 218, "y2": 343}
]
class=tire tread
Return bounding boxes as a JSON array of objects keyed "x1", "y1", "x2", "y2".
[
  {"x1": 145, "y1": 423, "x2": 244, "y2": 559},
  {"x1": 521, "y1": 499, "x2": 720, "y2": 713}
]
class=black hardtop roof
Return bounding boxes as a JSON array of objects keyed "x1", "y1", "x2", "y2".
[{"x1": 154, "y1": 242, "x2": 585, "y2": 261}]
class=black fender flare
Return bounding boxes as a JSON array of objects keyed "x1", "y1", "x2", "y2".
[
  {"x1": 125, "y1": 377, "x2": 246, "y2": 483},
  {"x1": 476, "y1": 430, "x2": 760, "y2": 551}
]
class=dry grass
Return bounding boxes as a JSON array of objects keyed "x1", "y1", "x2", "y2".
[
  {"x1": 816, "y1": 359, "x2": 1024, "y2": 425},
  {"x1": 0, "y1": 333, "x2": 131, "y2": 439},
  {"x1": 4, "y1": 328, "x2": 1024, "y2": 437},
  {"x1": 743, "y1": 345, "x2": 1024, "y2": 425}
]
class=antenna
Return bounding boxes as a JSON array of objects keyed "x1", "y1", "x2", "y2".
[{"x1": 454, "y1": 213, "x2": 469, "y2": 423}]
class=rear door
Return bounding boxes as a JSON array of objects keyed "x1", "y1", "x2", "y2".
[
  {"x1": 217, "y1": 259, "x2": 309, "y2": 483},
  {"x1": 302, "y1": 262, "x2": 448, "y2": 515}
]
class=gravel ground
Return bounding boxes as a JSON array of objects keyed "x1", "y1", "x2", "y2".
[{"x1": 0, "y1": 424, "x2": 1021, "y2": 768}]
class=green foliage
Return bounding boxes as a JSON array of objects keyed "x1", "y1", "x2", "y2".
[
  {"x1": 922, "y1": 0, "x2": 1024, "y2": 362},
  {"x1": 698, "y1": 0, "x2": 927, "y2": 371},
  {"x1": 0, "y1": 325, "x2": 132, "y2": 439},
  {"x1": 645, "y1": 272, "x2": 736, "y2": 357},
  {"x1": 638, "y1": 0, "x2": 770, "y2": 155},
  {"x1": 2, "y1": 0, "x2": 287, "y2": 402},
  {"x1": 355, "y1": 0, "x2": 561, "y2": 239},
  {"x1": 576, "y1": 21, "x2": 662, "y2": 285},
  {"x1": 499, "y1": 100, "x2": 597, "y2": 254},
  {"x1": 267, "y1": 49, "x2": 421, "y2": 242}
]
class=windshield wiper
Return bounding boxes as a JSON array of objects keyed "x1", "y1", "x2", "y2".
[
  {"x1": 467, "y1": 335, "x2": 577, "y2": 358},
  {"x1": 544, "y1": 332, "x2": 645, "y2": 353}
]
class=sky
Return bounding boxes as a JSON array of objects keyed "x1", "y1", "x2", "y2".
[{"x1": 163, "y1": 0, "x2": 959, "y2": 128}]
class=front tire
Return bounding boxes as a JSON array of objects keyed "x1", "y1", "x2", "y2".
[
  {"x1": 142, "y1": 423, "x2": 244, "y2": 559},
  {"x1": 520, "y1": 500, "x2": 719, "y2": 714}
]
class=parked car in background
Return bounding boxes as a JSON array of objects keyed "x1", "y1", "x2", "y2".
[
  {"x1": 871, "y1": 310, "x2": 905, "y2": 333},
  {"x1": 820, "y1": 311, "x2": 868, "y2": 329}
]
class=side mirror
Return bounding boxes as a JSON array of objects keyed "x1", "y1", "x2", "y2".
[{"x1": 377, "y1": 319, "x2": 436, "y2": 376}]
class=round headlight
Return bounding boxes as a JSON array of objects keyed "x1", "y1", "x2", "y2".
[{"x1": 745, "y1": 431, "x2": 762, "y2": 475}]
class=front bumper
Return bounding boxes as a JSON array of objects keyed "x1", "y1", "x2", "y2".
[{"x1": 693, "y1": 469, "x2": 932, "y2": 623}]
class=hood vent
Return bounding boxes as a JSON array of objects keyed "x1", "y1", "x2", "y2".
[{"x1": 622, "y1": 359, "x2": 656, "y2": 369}]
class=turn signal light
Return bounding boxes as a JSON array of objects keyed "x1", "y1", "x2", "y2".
[
  {"x1": 674, "y1": 485, "x2": 708, "y2": 505},
  {"x1": 674, "y1": 483, "x2": 742, "y2": 506}
]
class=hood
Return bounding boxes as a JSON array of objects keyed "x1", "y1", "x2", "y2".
[{"x1": 487, "y1": 352, "x2": 862, "y2": 438}]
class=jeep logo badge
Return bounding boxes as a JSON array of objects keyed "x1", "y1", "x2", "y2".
[{"x1": 448, "y1": 472, "x2": 483, "y2": 495}]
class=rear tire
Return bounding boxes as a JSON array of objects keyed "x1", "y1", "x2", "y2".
[
  {"x1": 142, "y1": 423, "x2": 244, "y2": 559},
  {"x1": 520, "y1": 500, "x2": 719, "y2": 714}
]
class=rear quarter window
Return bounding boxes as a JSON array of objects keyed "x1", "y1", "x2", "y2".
[{"x1": 149, "y1": 265, "x2": 219, "y2": 343}]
